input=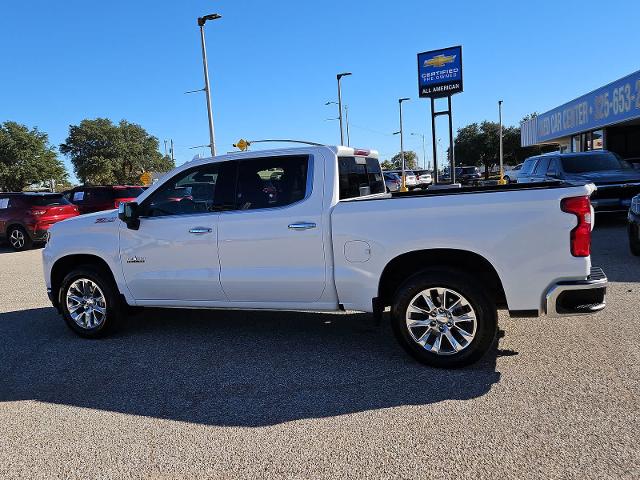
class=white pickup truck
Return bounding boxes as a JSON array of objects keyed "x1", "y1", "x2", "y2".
[{"x1": 43, "y1": 145, "x2": 607, "y2": 368}]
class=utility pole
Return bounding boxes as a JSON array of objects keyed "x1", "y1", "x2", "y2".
[
  {"x1": 398, "y1": 97, "x2": 410, "y2": 192},
  {"x1": 170, "y1": 139, "x2": 175, "y2": 163},
  {"x1": 164, "y1": 140, "x2": 168, "y2": 157},
  {"x1": 411, "y1": 133, "x2": 427, "y2": 169},
  {"x1": 498, "y1": 100, "x2": 506, "y2": 185},
  {"x1": 345, "y1": 105, "x2": 351, "y2": 146},
  {"x1": 197, "y1": 13, "x2": 221, "y2": 157},
  {"x1": 336, "y1": 72, "x2": 352, "y2": 145}
]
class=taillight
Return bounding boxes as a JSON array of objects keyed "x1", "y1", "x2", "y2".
[{"x1": 561, "y1": 196, "x2": 591, "y2": 257}]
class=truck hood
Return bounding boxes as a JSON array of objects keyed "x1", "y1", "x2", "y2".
[{"x1": 564, "y1": 169, "x2": 640, "y2": 185}]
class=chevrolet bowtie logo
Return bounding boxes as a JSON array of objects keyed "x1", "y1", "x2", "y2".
[{"x1": 424, "y1": 54, "x2": 456, "y2": 68}]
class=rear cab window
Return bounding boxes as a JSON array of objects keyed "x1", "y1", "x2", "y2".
[{"x1": 338, "y1": 157, "x2": 385, "y2": 199}]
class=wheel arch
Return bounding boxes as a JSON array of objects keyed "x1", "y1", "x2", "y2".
[
  {"x1": 50, "y1": 254, "x2": 120, "y2": 309},
  {"x1": 377, "y1": 248, "x2": 506, "y2": 308}
]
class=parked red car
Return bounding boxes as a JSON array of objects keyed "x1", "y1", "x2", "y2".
[
  {"x1": 63, "y1": 185, "x2": 145, "y2": 214},
  {"x1": 0, "y1": 193, "x2": 79, "y2": 251}
]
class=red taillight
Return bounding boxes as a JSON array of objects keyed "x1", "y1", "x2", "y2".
[{"x1": 561, "y1": 196, "x2": 591, "y2": 257}]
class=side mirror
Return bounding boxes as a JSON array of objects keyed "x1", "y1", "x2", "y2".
[
  {"x1": 118, "y1": 202, "x2": 140, "y2": 230},
  {"x1": 547, "y1": 171, "x2": 560, "y2": 179}
]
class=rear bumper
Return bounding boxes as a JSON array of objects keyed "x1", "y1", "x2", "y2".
[{"x1": 545, "y1": 267, "x2": 607, "y2": 317}]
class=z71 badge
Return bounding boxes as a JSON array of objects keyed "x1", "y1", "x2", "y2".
[{"x1": 126, "y1": 256, "x2": 146, "y2": 264}]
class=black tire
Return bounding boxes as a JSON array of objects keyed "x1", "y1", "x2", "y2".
[
  {"x1": 7, "y1": 226, "x2": 32, "y2": 251},
  {"x1": 59, "y1": 265, "x2": 123, "y2": 338},
  {"x1": 391, "y1": 268, "x2": 498, "y2": 368}
]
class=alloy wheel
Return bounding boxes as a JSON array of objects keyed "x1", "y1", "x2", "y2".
[
  {"x1": 405, "y1": 287, "x2": 477, "y2": 355},
  {"x1": 65, "y1": 278, "x2": 107, "y2": 329},
  {"x1": 9, "y1": 229, "x2": 25, "y2": 249}
]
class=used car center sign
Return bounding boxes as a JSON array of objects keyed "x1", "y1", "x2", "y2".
[
  {"x1": 417, "y1": 46, "x2": 463, "y2": 98},
  {"x1": 521, "y1": 69, "x2": 640, "y2": 146}
]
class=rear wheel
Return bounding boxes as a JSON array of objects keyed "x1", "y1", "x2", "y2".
[
  {"x1": 391, "y1": 268, "x2": 497, "y2": 368},
  {"x1": 59, "y1": 266, "x2": 123, "y2": 338},
  {"x1": 8, "y1": 226, "x2": 32, "y2": 251}
]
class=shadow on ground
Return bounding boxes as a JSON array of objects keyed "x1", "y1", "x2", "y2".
[{"x1": 0, "y1": 307, "x2": 502, "y2": 427}]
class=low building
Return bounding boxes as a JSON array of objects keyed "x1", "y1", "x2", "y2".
[{"x1": 521, "y1": 70, "x2": 640, "y2": 160}]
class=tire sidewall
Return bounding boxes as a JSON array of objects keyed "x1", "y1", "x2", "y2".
[
  {"x1": 391, "y1": 269, "x2": 497, "y2": 368},
  {"x1": 59, "y1": 267, "x2": 120, "y2": 338}
]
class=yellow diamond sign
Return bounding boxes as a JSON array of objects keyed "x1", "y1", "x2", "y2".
[
  {"x1": 234, "y1": 139, "x2": 250, "y2": 151},
  {"x1": 139, "y1": 171, "x2": 152, "y2": 186}
]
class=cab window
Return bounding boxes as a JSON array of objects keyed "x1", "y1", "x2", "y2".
[
  {"x1": 143, "y1": 161, "x2": 235, "y2": 217},
  {"x1": 235, "y1": 155, "x2": 309, "y2": 210}
]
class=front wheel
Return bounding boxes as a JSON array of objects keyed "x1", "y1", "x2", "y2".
[
  {"x1": 391, "y1": 268, "x2": 497, "y2": 368},
  {"x1": 59, "y1": 266, "x2": 123, "y2": 338}
]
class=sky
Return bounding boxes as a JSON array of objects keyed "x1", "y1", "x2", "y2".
[{"x1": 1, "y1": 0, "x2": 638, "y2": 180}]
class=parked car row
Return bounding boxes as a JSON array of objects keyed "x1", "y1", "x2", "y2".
[
  {"x1": 383, "y1": 169, "x2": 434, "y2": 191},
  {"x1": 516, "y1": 150, "x2": 640, "y2": 213},
  {"x1": 1, "y1": 185, "x2": 145, "y2": 251}
]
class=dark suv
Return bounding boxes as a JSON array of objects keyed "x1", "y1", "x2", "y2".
[
  {"x1": 0, "y1": 193, "x2": 79, "y2": 250},
  {"x1": 63, "y1": 185, "x2": 145, "y2": 214},
  {"x1": 517, "y1": 150, "x2": 640, "y2": 212}
]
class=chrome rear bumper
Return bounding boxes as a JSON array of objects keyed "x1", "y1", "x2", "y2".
[{"x1": 545, "y1": 267, "x2": 607, "y2": 317}]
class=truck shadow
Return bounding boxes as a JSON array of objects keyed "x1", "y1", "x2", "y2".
[{"x1": 0, "y1": 307, "x2": 501, "y2": 427}]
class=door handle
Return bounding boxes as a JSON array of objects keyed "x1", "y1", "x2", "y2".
[
  {"x1": 189, "y1": 227, "x2": 212, "y2": 234},
  {"x1": 288, "y1": 222, "x2": 317, "y2": 230}
]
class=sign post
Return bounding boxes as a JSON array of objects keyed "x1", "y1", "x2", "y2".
[{"x1": 417, "y1": 45, "x2": 463, "y2": 184}]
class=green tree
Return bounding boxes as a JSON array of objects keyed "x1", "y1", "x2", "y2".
[
  {"x1": 389, "y1": 150, "x2": 418, "y2": 170},
  {"x1": 380, "y1": 160, "x2": 394, "y2": 170},
  {"x1": 0, "y1": 122, "x2": 68, "y2": 192},
  {"x1": 60, "y1": 118, "x2": 174, "y2": 184},
  {"x1": 454, "y1": 121, "x2": 526, "y2": 178}
]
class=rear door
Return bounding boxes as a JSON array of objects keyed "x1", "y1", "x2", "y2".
[{"x1": 217, "y1": 154, "x2": 327, "y2": 303}]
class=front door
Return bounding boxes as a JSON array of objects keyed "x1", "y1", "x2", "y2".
[
  {"x1": 217, "y1": 154, "x2": 327, "y2": 303},
  {"x1": 119, "y1": 161, "x2": 233, "y2": 302}
]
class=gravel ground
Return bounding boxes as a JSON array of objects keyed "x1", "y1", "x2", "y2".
[{"x1": 0, "y1": 219, "x2": 638, "y2": 479}]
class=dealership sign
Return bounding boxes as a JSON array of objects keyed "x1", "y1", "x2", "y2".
[
  {"x1": 417, "y1": 46, "x2": 463, "y2": 98},
  {"x1": 521, "y1": 69, "x2": 640, "y2": 146}
]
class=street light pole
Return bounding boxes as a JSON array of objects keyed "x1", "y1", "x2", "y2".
[
  {"x1": 398, "y1": 97, "x2": 410, "y2": 192},
  {"x1": 336, "y1": 72, "x2": 352, "y2": 145},
  {"x1": 498, "y1": 100, "x2": 505, "y2": 185},
  {"x1": 345, "y1": 105, "x2": 351, "y2": 146},
  {"x1": 411, "y1": 133, "x2": 427, "y2": 169},
  {"x1": 197, "y1": 13, "x2": 221, "y2": 157}
]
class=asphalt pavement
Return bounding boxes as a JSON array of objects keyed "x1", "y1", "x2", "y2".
[{"x1": 0, "y1": 218, "x2": 638, "y2": 479}]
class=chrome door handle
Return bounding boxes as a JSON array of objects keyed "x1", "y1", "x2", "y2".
[
  {"x1": 189, "y1": 227, "x2": 212, "y2": 234},
  {"x1": 288, "y1": 222, "x2": 317, "y2": 230}
]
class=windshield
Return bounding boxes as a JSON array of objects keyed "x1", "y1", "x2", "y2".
[
  {"x1": 561, "y1": 152, "x2": 631, "y2": 173},
  {"x1": 27, "y1": 195, "x2": 71, "y2": 207}
]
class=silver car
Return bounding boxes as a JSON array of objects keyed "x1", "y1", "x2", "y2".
[{"x1": 388, "y1": 170, "x2": 418, "y2": 190}]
